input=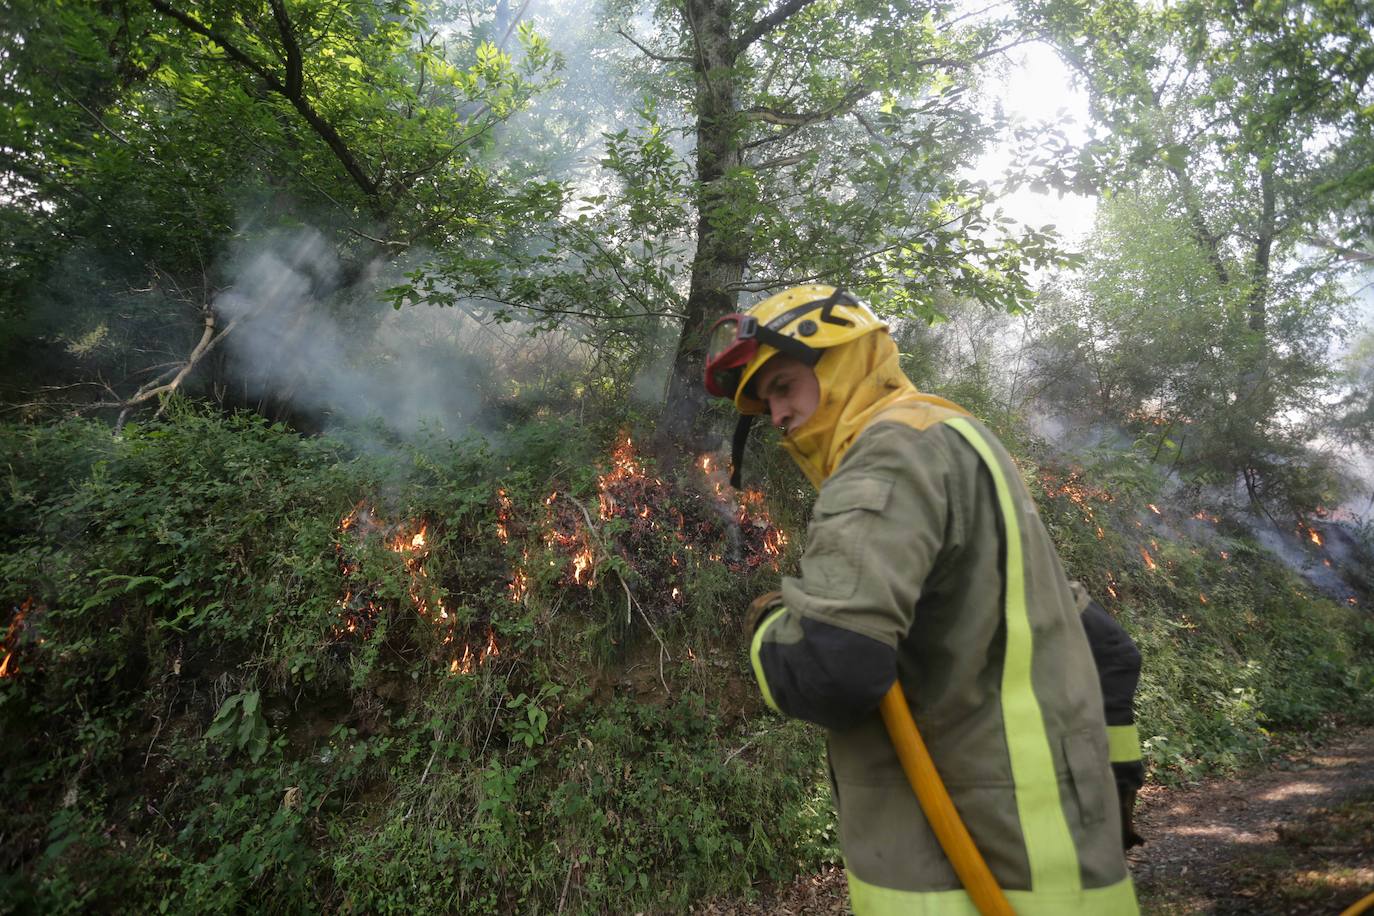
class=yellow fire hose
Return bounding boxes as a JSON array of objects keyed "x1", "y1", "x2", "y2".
[
  {"x1": 879, "y1": 683, "x2": 1016, "y2": 916},
  {"x1": 1342, "y1": 890, "x2": 1374, "y2": 916}
]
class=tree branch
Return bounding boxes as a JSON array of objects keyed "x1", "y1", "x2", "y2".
[
  {"x1": 1306, "y1": 235, "x2": 1374, "y2": 264},
  {"x1": 743, "y1": 84, "x2": 870, "y2": 127},
  {"x1": 148, "y1": 0, "x2": 380, "y2": 200},
  {"x1": 617, "y1": 28, "x2": 690, "y2": 64},
  {"x1": 750, "y1": 151, "x2": 808, "y2": 170},
  {"x1": 734, "y1": 0, "x2": 821, "y2": 54},
  {"x1": 497, "y1": 0, "x2": 533, "y2": 52},
  {"x1": 268, "y1": 0, "x2": 303, "y2": 98},
  {"x1": 105, "y1": 300, "x2": 261, "y2": 430}
]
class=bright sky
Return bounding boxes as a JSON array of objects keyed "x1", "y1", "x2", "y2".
[{"x1": 972, "y1": 42, "x2": 1099, "y2": 248}]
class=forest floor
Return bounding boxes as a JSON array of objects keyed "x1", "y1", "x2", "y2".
[{"x1": 694, "y1": 727, "x2": 1374, "y2": 915}]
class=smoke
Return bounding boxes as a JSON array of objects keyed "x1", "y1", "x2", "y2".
[{"x1": 214, "y1": 228, "x2": 504, "y2": 447}]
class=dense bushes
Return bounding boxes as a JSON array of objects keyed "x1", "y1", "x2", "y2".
[
  {"x1": 0, "y1": 408, "x2": 827, "y2": 914},
  {"x1": 2, "y1": 407, "x2": 1371, "y2": 913},
  {"x1": 1033, "y1": 447, "x2": 1374, "y2": 781}
]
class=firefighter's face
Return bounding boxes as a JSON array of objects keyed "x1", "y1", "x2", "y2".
[{"x1": 753, "y1": 355, "x2": 820, "y2": 435}]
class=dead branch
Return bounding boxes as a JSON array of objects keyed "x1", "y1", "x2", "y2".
[{"x1": 81, "y1": 298, "x2": 265, "y2": 431}]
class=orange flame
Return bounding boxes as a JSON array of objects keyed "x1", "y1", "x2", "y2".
[
  {"x1": 495, "y1": 489, "x2": 513, "y2": 543},
  {"x1": 1139, "y1": 547, "x2": 1157, "y2": 571},
  {"x1": 1199, "y1": 594, "x2": 1208, "y2": 605},
  {"x1": 572, "y1": 547, "x2": 594, "y2": 585},
  {"x1": 508, "y1": 568, "x2": 529, "y2": 603},
  {"x1": 1147, "y1": 504, "x2": 1161, "y2": 515},
  {"x1": 1, "y1": 598, "x2": 31, "y2": 679}
]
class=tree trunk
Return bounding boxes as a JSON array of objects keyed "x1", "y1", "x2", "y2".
[{"x1": 657, "y1": 0, "x2": 748, "y2": 457}]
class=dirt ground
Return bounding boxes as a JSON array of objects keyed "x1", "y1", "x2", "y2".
[
  {"x1": 695, "y1": 728, "x2": 1374, "y2": 915},
  {"x1": 1130, "y1": 727, "x2": 1374, "y2": 914}
]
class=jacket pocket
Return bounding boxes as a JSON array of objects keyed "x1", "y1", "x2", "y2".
[
  {"x1": 1062, "y1": 729, "x2": 1110, "y2": 827},
  {"x1": 800, "y1": 475, "x2": 893, "y2": 600}
]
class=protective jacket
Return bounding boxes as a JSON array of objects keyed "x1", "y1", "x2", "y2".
[{"x1": 749, "y1": 331, "x2": 1138, "y2": 914}]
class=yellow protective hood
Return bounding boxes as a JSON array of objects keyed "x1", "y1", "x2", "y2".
[{"x1": 781, "y1": 331, "x2": 970, "y2": 488}]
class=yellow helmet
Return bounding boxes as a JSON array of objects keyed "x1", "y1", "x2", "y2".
[
  {"x1": 703, "y1": 285, "x2": 888, "y2": 416},
  {"x1": 702, "y1": 286, "x2": 887, "y2": 486}
]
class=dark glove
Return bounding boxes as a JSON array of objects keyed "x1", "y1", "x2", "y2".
[
  {"x1": 1119, "y1": 786, "x2": 1144, "y2": 850},
  {"x1": 745, "y1": 590, "x2": 784, "y2": 637}
]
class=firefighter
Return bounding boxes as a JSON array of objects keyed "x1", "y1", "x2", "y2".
[
  {"x1": 703, "y1": 286, "x2": 1139, "y2": 914},
  {"x1": 1072, "y1": 582, "x2": 1147, "y2": 849}
]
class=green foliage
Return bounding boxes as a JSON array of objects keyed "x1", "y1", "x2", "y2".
[
  {"x1": 1032, "y1": 444, "x2": 1374, "y2": 783},
  {"x1": 206, "y1": 690, "x2": 270, "y2": 762},
  {"x1": 0, "y1": 410, "x2": 834, "y2": 914},
  {"x1": 1022, "y1": 0, "x2": 1374, "y2": 511}
]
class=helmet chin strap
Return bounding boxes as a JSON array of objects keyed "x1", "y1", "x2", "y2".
[{"x1": 729, "y1": 414, "x2": 755, "y2": 489}]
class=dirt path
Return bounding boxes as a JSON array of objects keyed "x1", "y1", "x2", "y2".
[
  {"x1": 696, "y1": 729, "x2": 1374, "y2": 915},
  {"x1": 1131, "y1": 727, "x2": 1374, "y2": 914}
]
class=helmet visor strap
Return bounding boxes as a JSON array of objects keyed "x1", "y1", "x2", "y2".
[{"x1": 703, "y1": 311, "x2": 822, "y2": 400}]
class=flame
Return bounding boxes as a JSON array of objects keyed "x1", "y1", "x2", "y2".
[
  {"x1": 1323, "y1": 559, "x2": 1332, "y2": 568},
  {"x1": 1220, "y1": 551, "x2": 1230, "y2": 560},
  {"x1": 1350, "y1": 597, "x2": 1359, "y2": 607},
  {"x1": 1139, "y1": 547, "x2": 1157, "y2": 571},
  {"x1": 671, "y1": 587, "x2": 682, "y2": 602},
  {"x1": 1095, "y1": 526, "x2": 1105, "y2": 540},
  {"x1": 1309, "y1": 529, "x2": 1323, "y2": 546},
  {"x1": 639, "y1": 505, "x2": 651, "y2": 519},
  {"x1": 1, "y1": 598, "x2": 31, "y2": 679},
  {"x1": 1192, "y1": 510, "x2": 1219, "y2": 523},
  {"x1": 1147, "y1": 504, "x2": 1161, "y2": 516},
  {"x1": 508, "y1": 568, "x2": 529, "y2": 603},
  {"x1": 496, "y1": 488, "x2": 513, "y2": 543},
  {"x1": 1106, "y1": 584, "x2": 1119, "y2": 599},
  {"x1": 1199, "y1": 594, "x2": 1208, "y2": 604},
  {"x1": 572, "y1": 547, "x2": 594, "y2": 585}
]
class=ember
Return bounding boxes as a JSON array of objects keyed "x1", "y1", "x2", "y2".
[{"x1": 1139, "y1": 547, "x2": 1158, "y2": 571}]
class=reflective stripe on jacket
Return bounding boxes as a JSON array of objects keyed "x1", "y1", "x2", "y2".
[{"x1": 751, "y1": 409, "x2": 1138, "y2": 914}]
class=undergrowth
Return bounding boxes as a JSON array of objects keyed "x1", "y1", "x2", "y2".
[{"x1": 1, "y1": 404, "x2": 1371, "y2": 913}]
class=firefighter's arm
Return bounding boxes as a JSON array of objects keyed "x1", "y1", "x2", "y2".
[
  {"x1": 748, "y1": 423, "x2": 956, "y2": 729},
  {"x1": 1076, "y1": 589, "x2": 1146, "y2": 791}
]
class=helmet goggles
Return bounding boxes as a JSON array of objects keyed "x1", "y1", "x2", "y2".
[{"x1": 703, "y1": 290, "x2": 863, "y2": 400}]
